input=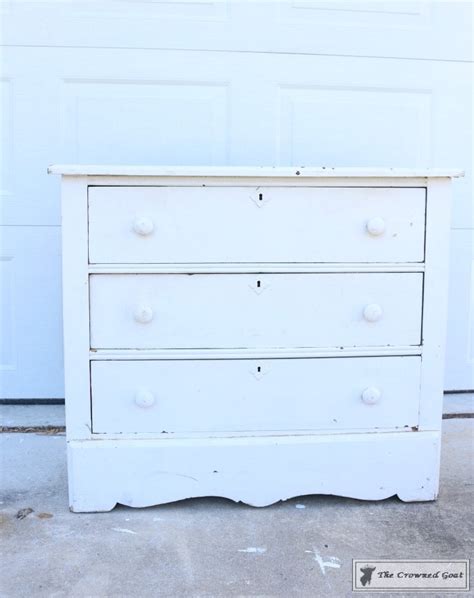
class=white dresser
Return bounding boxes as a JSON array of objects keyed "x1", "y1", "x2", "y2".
[{"x1": 49, "y1": 166, "x2": 460, "y2": 512}]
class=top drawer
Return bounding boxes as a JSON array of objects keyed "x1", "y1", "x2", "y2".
[{"x1": 88, "y1": 186, "x2": 425, "y2": 264}]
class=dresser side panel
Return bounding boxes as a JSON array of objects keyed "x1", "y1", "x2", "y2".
[
  {"x1": 419, "y1": 179, "x2": 452, "y2": 430},
  {"x1": 61, "y1": 176, "x2": 91, "y2": 439}
]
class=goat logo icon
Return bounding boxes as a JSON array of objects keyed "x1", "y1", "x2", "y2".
[{"x1": 360, "y1": 565, "x2": 377, "y2": 587}]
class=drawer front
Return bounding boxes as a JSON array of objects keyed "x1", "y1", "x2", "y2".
[
  {"x1": 88, "y1": 187, "x2": 425, "y2": 264},
  {"x1": 90, "y1": 273, "x2": 423, "y2": 349},
  {"x1": 91, "y1": 357, "x2": 421, "y2": 434}
]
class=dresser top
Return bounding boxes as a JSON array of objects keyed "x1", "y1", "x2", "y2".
[{"x1": 48, "y1": 165, "x2": 463, "y2": 178}]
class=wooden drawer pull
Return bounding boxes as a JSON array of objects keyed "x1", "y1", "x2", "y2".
[
  {"x1": 361, "y1": 386, "x2": 381, "y2": 405},
  {"x1": 134, "y1": 305, "x2": 154, "y2": 324},
  {"x1": 133, "y1": 216, "x2": 154, "y2": 236},
  {"x1": 366, "y1": 216, "x2": 386, "y2": 236},
  {"x1": 363, "y1": 303, "x2": 383, "y2": 323},
  {"x1": 134, "y1": 388, "x2": 155, "y2": 408}
]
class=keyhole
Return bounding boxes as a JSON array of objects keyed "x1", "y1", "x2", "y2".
[
  {"x1": 257, "y1": 366, "x2": 261, "y2": 373},
  {"x1": 258, "y1": 193, "x2": 263, "y2": 201},
  {"x1": 257, "y1": 280, "x2": 261, "y2": 288}
]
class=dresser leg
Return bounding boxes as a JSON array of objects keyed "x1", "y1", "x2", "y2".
[{"x1": 397, "y1": 487, "x2": 439, "y2": 503}]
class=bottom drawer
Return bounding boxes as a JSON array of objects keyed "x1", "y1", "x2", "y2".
[{"x1": 91, "y1": 357, "x2": 421, "y2": 434}]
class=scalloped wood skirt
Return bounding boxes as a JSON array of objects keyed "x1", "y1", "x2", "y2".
[{"x1": 67, "y1": 431, "x2": 440, "y2": 512}]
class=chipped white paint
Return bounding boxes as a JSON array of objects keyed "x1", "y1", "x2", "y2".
[
  {"x1": 54, "y1": 168, "x2": 457, "y2": 512},
  {"x1": 306, "y1": 549, "x2": 341, "y2": 575},
  {"x1": 295, "y1": 504, "x2": 306, "y2": 509},
  {"x1": 238, "y1": 548, "x2": 267, "y2": 554}
]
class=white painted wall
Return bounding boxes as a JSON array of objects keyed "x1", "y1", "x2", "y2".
[{"x1": 1, "y1": 0, "x2": 473, "y2": 397}]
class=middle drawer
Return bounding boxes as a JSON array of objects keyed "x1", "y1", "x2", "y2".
[{"x1": 90, "y1": 273, "x2": 422, "y2": 349}]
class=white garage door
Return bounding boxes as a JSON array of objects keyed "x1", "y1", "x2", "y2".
[{"x1": 1, "y1": 1, "x2": 472, "y2": 398}]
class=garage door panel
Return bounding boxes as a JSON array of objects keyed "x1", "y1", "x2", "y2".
[
  {"x1": 62, "y1": 80, "x2": 229, "y2": 167},
  {"x1": 445, "y1": 230, "x2": 474, "y2": 391},
  {"x1": 2, "y1": 1, "x2": 471, "y2": 61},
  {"x1": 0, "y1": 227, "x2": 64, "y2": 399},
  {"x1": 278, "y1": 86, "x2": 431, "y2": 169}
]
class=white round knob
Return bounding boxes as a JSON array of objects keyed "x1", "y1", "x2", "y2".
[
  {"x1": 133, "y1": 216, "x2": 154, "y2": 236},
  {"x1": 363, "y1": 303, "x2": 383, "y2": 323},
  {"x1": 361, "y1": 386, "x2": 381, "y2": 405},
  {"x1": 134, "y1": 305, "x2": 153, "y2": 324},
  {"x1": 366, "y1": 217, "x2": 386, "y2": 236},
  {"x1": 134, "y1": 388, "x2": 155, "y2": 408}
]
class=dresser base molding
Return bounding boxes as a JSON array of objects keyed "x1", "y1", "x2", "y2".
[{"x1": 67, "y1": 432, "x2": 440, "y2": 512}]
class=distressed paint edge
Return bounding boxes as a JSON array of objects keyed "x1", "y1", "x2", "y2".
[{"x1": 48, "y1": 165, "x2": 464, "y2": 178}]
